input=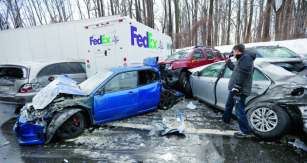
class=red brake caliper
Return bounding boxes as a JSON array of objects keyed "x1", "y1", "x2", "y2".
[{"x1": 73, "y1": 117, "x2": 79, "y2": 127}]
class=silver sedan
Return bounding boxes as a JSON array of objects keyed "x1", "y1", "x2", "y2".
[{"x1": 189, "y1": 58, "x2": 307, "y2": 140}]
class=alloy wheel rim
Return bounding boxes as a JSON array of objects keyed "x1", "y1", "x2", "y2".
[{"x1": 250, "y1": 107, "x2": 278, "y2": 132}]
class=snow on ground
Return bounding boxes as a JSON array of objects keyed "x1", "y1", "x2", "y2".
[{"x1": 214, "y1": 39, "x2": 307, "y2": 55}]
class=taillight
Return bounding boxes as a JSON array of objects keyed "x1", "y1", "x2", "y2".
[
  {"x1": 119, "y1": 19, "x2": 123, "y2": 22},
  {"x1": 19, "y1": 83, "x2": 39, "y2": 93}
]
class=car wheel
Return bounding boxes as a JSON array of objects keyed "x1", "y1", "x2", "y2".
[
  {"x1": 247, "y1": 104, "x2": 291, "y2": 140},
  {"x1": 55, "y1": 112, "x2": 86, "y2": 139},
  {"x1": 178, "y1": 71, "x2": 188, "y2": 93},
  {"x1": 158, "y1": 89, "x2": 175, "y2": 110}
]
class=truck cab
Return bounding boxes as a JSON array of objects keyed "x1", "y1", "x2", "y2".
[{"x1": 158, "y1": 46, "x2": 223, "y2": 96}]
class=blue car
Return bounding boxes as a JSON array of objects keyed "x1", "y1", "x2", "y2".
[{"x1": 14, "y1": 57, "x2": 181, "y2": 145}]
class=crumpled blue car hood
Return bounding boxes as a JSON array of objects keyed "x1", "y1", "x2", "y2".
[{"x1": 32, "y1": 75, "x2": 86, "y2": 109}]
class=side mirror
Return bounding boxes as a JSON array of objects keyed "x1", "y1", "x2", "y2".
[
  {"x1": 104, "y1": 50, "x2": 107, "y2": 56},
  {"x1": 96, "y1": 87, "x2": 105, "y2": 95},
  {"x1": 194, "y1": 71, "x2": 200, "y2": 76}
]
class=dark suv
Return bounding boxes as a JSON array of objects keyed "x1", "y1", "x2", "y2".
[{"x1": 158, "y1": 46, "x2": 223, "y2": 96}]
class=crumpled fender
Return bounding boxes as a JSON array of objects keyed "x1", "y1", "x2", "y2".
[{"x1": 45, "y1": 108, "x2": 82, "y2": 144}]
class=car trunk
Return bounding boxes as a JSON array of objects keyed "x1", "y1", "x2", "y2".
[{"x1": 0, "y1": 65, "x2": 29, "y2": 96}]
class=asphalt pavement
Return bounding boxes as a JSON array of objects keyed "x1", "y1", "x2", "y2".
[{"x1": 1, "y1": 99, "x2": 307, "y2": 163}]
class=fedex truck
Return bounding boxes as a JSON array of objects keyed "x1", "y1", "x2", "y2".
[
  {"x1": 83, "y1": 15, "x2": 173, "y2": 77},
  {"x1": 0, "y1": 15, "x2": 124, "y2": 64}
]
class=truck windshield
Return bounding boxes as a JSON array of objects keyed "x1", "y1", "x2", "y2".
[
  {"x1": 79, "y1": 69, "x2": 114, "y2": 95},
  {"x1": 166, "y1": 49, "x2": 193, "y2": 61},
  {"x1": 255, "y1": 47, "x2": 300, "y2": 58}
]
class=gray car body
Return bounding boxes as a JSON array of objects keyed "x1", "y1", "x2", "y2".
[
  {"x1": 0, "y1": 60, "x2": 86, "y2": 105},
  {"x1": 189, "y1": 58, "x2": 307, "y2": 132}
]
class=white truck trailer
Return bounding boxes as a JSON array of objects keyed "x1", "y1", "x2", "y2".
[
  {"x1": 83, "y1": 16, "x2": 173, "y2": 77},
  {"x1": 0, "y1": 15, "x2": 123, "y2": 64}
]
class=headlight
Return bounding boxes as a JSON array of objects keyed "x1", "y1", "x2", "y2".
[{"x1": 165, "y1": 64, "x2": 172, "y2": 70}]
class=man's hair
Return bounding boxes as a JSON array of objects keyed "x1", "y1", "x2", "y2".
[{"x1": 233, "y1": 44, "x2": 245, "y2": 52}]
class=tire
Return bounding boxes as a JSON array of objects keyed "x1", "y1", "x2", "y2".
[
  {"x1": 158, "y1": 89, "x2": 175, "y2": 110},
  {"x1": 247, "y1": 104, "x2": 291, "y2": 141},
  {"x1": 55, "y1": 112, "x2": 87, "y2": 139},
  {"x1": 178, "y1": 71, "x2": 188, "y2": 94}
]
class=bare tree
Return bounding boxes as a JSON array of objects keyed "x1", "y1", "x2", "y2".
[
  {"x1": 262, "y1": 0, "x2": 273, "y2": 41},
  {"x1": 244, "y1": 0, "x2": 254, "y2": 43},
  {"x1": 235, "y1": 0, "x2": 241, "y2": 44},
  {"x1": 226, "y1": 0, "x2": 231, "y2": 45},
  {"x1": 207, "y1": 0, "x2": 213, "y2": 46}
]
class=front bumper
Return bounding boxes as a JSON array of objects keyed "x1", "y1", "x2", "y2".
[
  {"x1": 159, "y1": 67, "x2": 182, "y2": 88},
  {"x1": 0, "y1": 92, "x2": 37, "y2": 105},
  {"x1": 13, "y1": 115, "x2": 46, "y2": 145}
]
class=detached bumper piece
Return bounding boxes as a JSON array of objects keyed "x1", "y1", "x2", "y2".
[{"x1": 13, "y1": 116, "x2": 45, "y2": 145}]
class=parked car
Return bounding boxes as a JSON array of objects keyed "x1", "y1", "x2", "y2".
[
  {"x1": 13, "y1": 57, "x2": 180, "y2": 145},
  {"x1": 0, "y1": 60, "x2": 87, "y2": 105},
  {"x1": 246, "y1": 46, "x2": 302, "y2": 58},
  {"x1": 189, "y1": 58, "x2": 307, "y2": 140},
  {"x1": 158, "y1": 46, "x2": 223, "y2": 96}
]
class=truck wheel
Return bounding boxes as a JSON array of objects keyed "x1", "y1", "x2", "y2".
[
  {"x1": 178, "y1": 71, "x2": 188, "y2": 93},
  {"x1": 158, "y1": 90, "x2": 174, "y2": 110},
  {"x1": 55, "y1": 112, "x2": 86, "y2": 139},
  {"x1": 247, "y1": 104, "x2": 291, "y2": 141}
]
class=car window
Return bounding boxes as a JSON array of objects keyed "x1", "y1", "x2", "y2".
[
  {"x1": 223, "y1": 67, "x2": 232, "y2": 78},
  {"x1": 223, "y1": 67, "x2": 269, "y2": 81},
  {"x1": 204, "y1": 49, "x2": 214, "y2": 59},
  {"x1": 253, "y1": 69, "x2": 268, "y2": 80},
  {"x1": 193, "y1": 50, "x2": 205, "y2": 59},
  {"x1": 81, "y1": 63, "x2": 86, "y2": 71},
  {"x1": 105, "y1": 71, "x2": 137, "y2": 93},
  {"x1": 37, "y1": 64, "x2": 59, "y2": 76},
  {"x1": 200, "y1": 63, "x2": 225, "y2": 77},
  {"x1": 60, "y1": 63, "x2": 86, "y2": 74},
  {"x1": 254, "y1": 47, "x2": 300, "y2": 58},
  {"x1": 213, "y1": 50, "x2": 222, "y2": 58},
  {"x1": 139, "y1": 70, "x2": 159, "y2": 85}
]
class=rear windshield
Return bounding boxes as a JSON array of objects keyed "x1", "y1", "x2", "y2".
[
  {"x1": 254, "y1": 47, "x2": 301, "y2": 58},
  {"x1": 0, "y1": 67, "x2": 28, "y2": 79},
  {"x1": 166, "y1": 49, "x2": 193, "y2": 61}
]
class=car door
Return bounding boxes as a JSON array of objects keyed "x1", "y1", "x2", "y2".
[
  {"x1": 138, "y1": 70, "x2": 161, "y2": 112},
  {"x1": 36, "y1": 64, "x2": 61, "y2": 87},
  {"x1": 191, "y1": 49, "x2": 207, "y2": 68},
  {"x1": 59, "y1": 62, "x2": 87, "y2": 83},
  {"x1": 191, "y1": 63, "x2": 225, "y2": 105},
  {"x1": 215, "y1": 67, "x2": 272, "y2": 109},
  {"x1": 93, "y1": 71, "x2": 139, "y2": 123},
  {"x1": 204, "y1": 49, "x2": 215, "y2": 64}
]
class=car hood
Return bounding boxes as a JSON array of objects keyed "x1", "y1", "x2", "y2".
[{"x1": 32, "y1": 75, "x2": 86, "y2": 109}]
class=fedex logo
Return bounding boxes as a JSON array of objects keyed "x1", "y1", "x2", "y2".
[
  {"x1": 90, "y1": 35, "x2": 111, "y2": 45},
  {"x1": 131, "y1": 25, "x2": 158, "y2": 49}
]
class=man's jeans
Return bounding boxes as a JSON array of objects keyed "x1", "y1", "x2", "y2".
[{"x1": 222, "y1": 91, "x2": 252, "y2": 135}]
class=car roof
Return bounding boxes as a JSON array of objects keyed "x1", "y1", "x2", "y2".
[{"x1": 107, "y1": 66, "x2": 155, "y2": 72}]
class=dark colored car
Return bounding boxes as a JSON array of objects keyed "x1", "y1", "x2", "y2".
[
  {"x1": 158, "y1": 46, "x2": 223, "y2": 96},
  {"x1": 13, "y1": 57, "x2": 182, "y2": 145}
]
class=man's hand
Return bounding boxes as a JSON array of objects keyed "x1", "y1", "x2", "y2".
[
  {"x1": 225, "y1": 57, "x2": 229, "y2": 62},
  {"x1": 231, "y1": 85, "x2": 241, "y2": 94}
]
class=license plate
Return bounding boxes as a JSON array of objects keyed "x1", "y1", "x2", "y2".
[{"x1": 0, "y1": 86, "x2": 10, "y2": 91}]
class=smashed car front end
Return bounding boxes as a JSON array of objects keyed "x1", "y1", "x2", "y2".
[
  {"x1": 13, "y1": 75, "x2": 90, "y2": 145},
  {"x1": 14, "y1": 103, "x2": 48, "y2": 145}
]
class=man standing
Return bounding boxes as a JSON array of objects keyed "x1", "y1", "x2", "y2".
[{"x1": 221, "y1": 44, "x2": 256, "y2": 138}]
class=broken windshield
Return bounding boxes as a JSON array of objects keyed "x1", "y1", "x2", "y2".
[
  {"x1": 166, "y1": 49, "x2": 193, "y2": 61},
  {"x1": 255, "y1": 47, "x2": 300, "y2": 58},
  {"x1": 79, "y1": 69, "x2": 114, "y2": 95}
]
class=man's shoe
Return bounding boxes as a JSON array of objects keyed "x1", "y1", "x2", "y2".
[
  {"x1": 234, "y1": 132, "x2": 252, "y2": 138},
  {"x1": 217, "y1": 120, "x2": 230, "y2": 126}
]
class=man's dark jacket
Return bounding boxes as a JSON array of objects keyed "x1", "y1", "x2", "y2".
[{"x1": 226, "y1": 50, "x2": 257, "y2": 96}]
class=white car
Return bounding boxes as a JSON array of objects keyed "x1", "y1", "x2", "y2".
[{"x1": 189, "y1": 58, "x2": 307, "y2": 140}]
